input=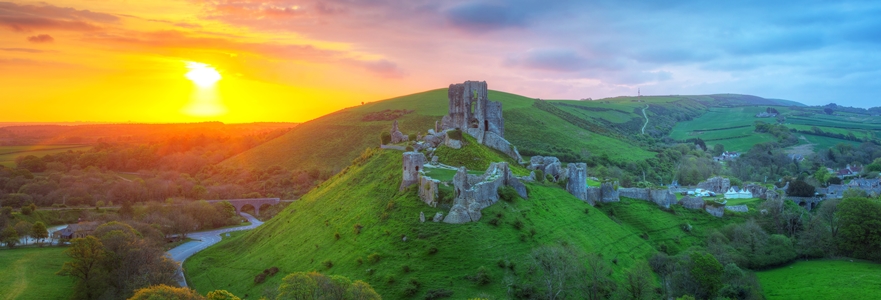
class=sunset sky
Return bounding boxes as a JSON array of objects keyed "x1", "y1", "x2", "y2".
[{"x1": 2, "y1": 0, "x2": 879, "y2": 123}]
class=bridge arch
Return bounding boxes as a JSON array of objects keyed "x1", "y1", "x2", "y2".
[{"x1": 206, "y1": 198, "x2": 280, "y2": 216}]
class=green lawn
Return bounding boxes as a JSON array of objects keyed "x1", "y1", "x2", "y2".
[
  {"x1": 723, "y1": 197, "x2": 764, "y2": 206},
  {"x1": 187, "y1": 148, "x2": 657, "y2": 299},
  {"x1": 0, "y1": 247, "x2": 74, "y2": 300},
  {"x1": 758, "y1": 259, "x2": 881, "y2": 300},
  {"x1": 0, "y1": 145, "x2": 91, "y2": 167}
]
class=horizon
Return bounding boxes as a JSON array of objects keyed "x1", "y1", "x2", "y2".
[{"x1": 2, "y1": 0, "x2": 880, "y2": 123}]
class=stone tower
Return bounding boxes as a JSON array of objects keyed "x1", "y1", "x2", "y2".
[
  {"x1": 566, "y1": 163, "x2": 588, "y2": 202},
  {"x1": 400, "y1": 152, "x2": 426, "y2": 190}
]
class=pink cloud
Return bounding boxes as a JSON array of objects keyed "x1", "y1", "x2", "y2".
[
  {"x1": 0, "y1": 2, "x2": 118, "y2": 32},
  {"x1": 27, "y1": 34, "x2": 54, "y2": 43}
]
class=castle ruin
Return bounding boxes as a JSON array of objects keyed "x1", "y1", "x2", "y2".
[{"x1": 441, "y1": 81, "x2": 523, "y2": 162}]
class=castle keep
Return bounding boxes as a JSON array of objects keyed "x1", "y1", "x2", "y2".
[{"x1": 441, "y1": 81, "x2": 522, "y2": 162}]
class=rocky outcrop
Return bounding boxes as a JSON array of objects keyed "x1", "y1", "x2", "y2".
[
  {"x1": 422, "y1": 131, "x2": 445, "y2": 148},
  {"x1": 566, "y1": 163, "x2": 589, "y2": 202},
  {"x1": 697, "y1": 177, "x2": 731, "y2": 194},
  {"x1": 390, "y1": 120, "x2": 408, "y2": 144},
  {"x1": 443, "y1": 162, "x2": 527, "y2": 224},
  {"x1": 432, "y1": 212, "x2": 443, "y2": 222},
  {"x1": 679, "y1": 196, "x2": 705, "y2": 210},
  {"x1": 399, "y1": 152, "x2": 426, "y2": 190},
  {"x1": 481, "y1": 131, "x2": 524, "y2": 163}
]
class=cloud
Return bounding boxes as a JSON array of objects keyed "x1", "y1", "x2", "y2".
[
  {"x1": 1, "y1": 47, "x2": 47, "y2": 53},
  {"x1": 506, "y1": 48, "x2": 621, "y2": 72},
  {"x1": 27, "y1": 34, "x2": 53, "y2": 43},
  {"x1": 353, "y1": 59, "x2": 406, "y2": 78},
  {"x1": 0, "y1": 2, "x2": 119, "y2": 32},
  {"x1": 443, "y1": 1, "x2": 530, "y2": 33}
]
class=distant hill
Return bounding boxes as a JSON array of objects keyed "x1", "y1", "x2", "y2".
[
  {"x1": 0, "y1": 122, "x2": 298, "y2": 145},
  {"x1": 220, "y1": 87, "x2": 812, "y2": 173}
]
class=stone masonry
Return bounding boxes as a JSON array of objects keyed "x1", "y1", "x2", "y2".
[
  {"x1": 399, "y1": 152, "x2": 426, "y2": 190},
  {"x1": 440, "y1": 81, "x2": 523, "y2": 162},
  {"x1": 443, "y1": 162, "x2": 527, "y2": 224}
]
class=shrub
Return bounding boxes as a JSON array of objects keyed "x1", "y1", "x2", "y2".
[
  {"x1": 498, "y1": 186, "x2": 519, "y2": 202},
  {"x1": 446, "y1": 129, "x2": 463, "y2": 141},
  {"x1": 334, "y1": 232, "x2": 340, "y2": 240},
  {"x1": 366, "y1": 268, "x2": 375, "y2": 276},
  {"x1": 368, "y1": 253, "x2": 381, "y2": 264},
  {"x1": 254, "y1": 273, "x2": 266, "y2": 284},
  {"x1": 21, "y1": 206, "x2": 32, "y2": 215},
  {"x1": 467, "y1": 266, "x2": 491, "y2": 285},
  {"x1": 408, "y1": 133, "x2": 417, "y2": 141},
  {"x1": 529, "y1": 228, "x2": 537, "y2": 237},
  {"x1": 427, "y1": 247, "x2": 438, "y2": 255},
  {"x1": 381, "y1": 131, "x2": 392, "y2": 145},
  {"x1": 403, "y1": 279, "x2": 421, "y2": 297},
  {"x1": 512, "y1": 219, "x2": 524, "y2": 230},
  {"x1": 268, "y1": 267, "x2": 279, "y2": 275},
  {"x1": 424, "y1": 289, "x2": 454, "y2": 300},
  {"x1": 386, "y1": 275, "x2": 396, "y2": 284},
  {"x1": 488, "y1": 218, "x2": 500, "y2": 226},
  {"x1": 356, "y1": 257, "x2": 363, "y2": 265},
  {"x1": 322, "y1": 260, "x2": 333, "y2": 269},
  {"x1": 405, "y1": 146, "x2": 415, "y2": 152},
  {"x1": 353, "y1": 224, "x2": 364, "y2": 235},
  {"x1": 497, "y1": 259, "x2": 506, "y2": 269},
  {"x1": 402, "y1": 265, "x2": 411, "y2": 273},
  {"x1": 545, "y1": 174, "x2": 554, "y2": 182},
  {"x1": 584, "y1": 208, "x2": 590, "y2": 214}
]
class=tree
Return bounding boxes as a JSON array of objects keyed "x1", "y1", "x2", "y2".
[
  {"x1": 814, "y1": 167, "x2": 831, "y2": 186},
  {"x1": 380, "y1": 131, "x2": 391, "y2": 145},
  {"x1": 349, "y1": 281, "x2": 381, "y2": 300},
  {"x1": 276, "y1": 272, "x2": 379, "y2": 300},
  {"x1": 58, "y1": 236, "x2": 107, "y2": 299},
  {"x1": 712, "y1": 144, "x2": 725, "y2": 157},
  {"x1": 205, "y1": 290, "x2": 241, "y2": 300},
  {"x1": 32, "y1": 221, "x2": 48, "y2": 246},
  {"x1": 824, "y1": 107, "x2": 834, "y2": 115},
  {"x1": 786, "y1": 180, "x2": 816, "y2": 197},
  {"x1": 583, "y1": 253, "x2": 616, "y2": 300},
  {"x1": 688, "y1": 251, "x2": 723, "y2": 299},
  {"x1": 530, "y1": 245, "x2": 580, "y2": 300},
  {"x1": 14, "y1": 220, "x2": 31, "y2": 244},
  {"x1": 1, "y1": 226, "x2": 19, "y2": 248},
  {"x1": 622, "y1": 261, "x2": 655, "y2": 300},
  {"x1": 277, "y1": 272, "x2": 318, "y2": 300},
  {"x1": 838, "y1": 197, "x2": 881, "y2": 261},
  {"x1": 129, "y1": 285, "x2": 204, "y2": 300}
]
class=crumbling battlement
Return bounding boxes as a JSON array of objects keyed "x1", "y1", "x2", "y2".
[
  {"x1": 440, "y1": 81, "x2": 523, "y2": 162},
  {"x1": 443, "y1": 162, "x2": 528, "y2": 224}
]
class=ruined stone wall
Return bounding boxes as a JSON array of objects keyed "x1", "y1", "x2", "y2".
[
  {"x1": 725, "y1": 205, "x2": 749, "y2": 213},
  {"x1": 697, "y1": 177, "x2": 731, "y2": 194},
  {"x1": 443, "y1": 162, "x2": 527, "y2": 224},
  {"x1": 566, "y1": 163, "x2": 588, "y2": 202},
  {"x1": 481, "y1": 131, "x2": 523, "y2": 162},
  {"x1": 619, "y1": 188, "x2": 650, "y2": 201},
  {"x1": 679, "y1": 196, "x2": 705, "y2": 210},
  {"x1": 485, "y1": 101, "x2": 504, "y2": 137},
  {"x1": 399, "y1": 152, "x2": 426, "y2": 190},
  {"x1": 417, "y1": 175, "x2": 440, "y2": 207},
  {"x1": 650, "y1": 189, "x2": 678, "y2": 208},
  {"x1": 586, "y1": 188, "x2": 601, "y2": 205},
  {"x1": 705, "y1": 205, "x2": 725, "y2": 217},
  {"x1": 601, "y1": 182, "x2": 620, "y2": 203}
]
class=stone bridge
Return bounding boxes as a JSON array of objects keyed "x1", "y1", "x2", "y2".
[
  {"x1": 787, "y1": 196, "x2": 822, "y2": 211},
  {"x1": 207, "y1": 198, "x2": 280, "y2": 216}
]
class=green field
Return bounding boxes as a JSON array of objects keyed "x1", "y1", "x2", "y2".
[
  {"x1": 0, "y1": 145, "x2": 91, "y2": 167},
  {"x1": 188, "y1": 147, "x2": 660, "y2": 299},
  {"x1": 0, "y1": 247, "x2": 74, "y2": 300},
  {"x1": 670, "y1": 106, "x2": 879, "y2": 153},
  {"x1": 757, "y1": 259, "x2": 881, "y2": 300}
]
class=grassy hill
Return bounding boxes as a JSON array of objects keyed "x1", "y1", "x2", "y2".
[
  {"x1": 757, "y1": 259, "x2": 881, "y2": 300},
  {"x1": 0, "y1": 247, "x2": 74, "y2": 300},
  {"x1": 187, "y1": 146, "x2": 661, "y2": 299}
]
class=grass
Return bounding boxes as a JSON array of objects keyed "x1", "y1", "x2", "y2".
[
  {"x1": 187, "y1": 148, "x2": 658, "y2": 299},
  {"x1": 757, "y1": 259, "x2": 881, "y2": 300},
  {"x1": 433, "y1": 134, "x2": 530, "y2": 176},
  {"x1": 723, "y1": 197, "x2": 764, "y2": 206},
  {"x1": 597, "y1": 197, "x2": 751, "y2": 255},
  {"x1": 0, "y1": 247, "x2": 74, "y2": 300},
  {"x1": 0, "y1": 145, "x2": 91, "y2": 167}
]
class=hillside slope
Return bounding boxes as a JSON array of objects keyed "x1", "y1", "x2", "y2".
[
  {"x1": 187, "y1": 147, "x2": 657, "y2": 299},
  {"x1": 220, "y1": 89, "x2": 658, "y2": 173}
]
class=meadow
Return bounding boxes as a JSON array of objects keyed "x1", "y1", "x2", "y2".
[
  {"x1": 0, "y1": 145, "x2": 91, "y2": 167},
  {"x1": 757, "y1": 259, "x2": 881, "y2": 300},
  {"x1": 0, "y1": 247, "x2": 74, "y2": 300}
]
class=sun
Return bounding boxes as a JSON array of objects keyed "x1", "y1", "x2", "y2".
[{"x1": 185, "y1": 62, "x2": 221, "y2": 87}]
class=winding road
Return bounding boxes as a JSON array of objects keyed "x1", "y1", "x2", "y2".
[
  {"x1": 167, "y1": 212, "x2": 264, "y2": 287},
  {"x1": 641, "y1": 104, "x2": 649, "y2": 134}
]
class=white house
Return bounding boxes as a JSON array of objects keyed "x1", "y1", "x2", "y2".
[{"x1": 724, "y1": 187, "x2": 753, "y2": 199}]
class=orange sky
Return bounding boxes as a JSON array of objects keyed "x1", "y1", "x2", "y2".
[{"x1": 0, "y1": 1, "x2": 448, "y2": 123}]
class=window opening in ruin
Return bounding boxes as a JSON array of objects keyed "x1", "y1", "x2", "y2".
[
  {"x1": 415, "y1": 166, "x2": 419, "y2": 172},
  {"x1": 484, "y1": 120, "x2": 489, "y2": 131},
  {"x1": 470, "y1": 101, "x2": 475, "y2": 114}
]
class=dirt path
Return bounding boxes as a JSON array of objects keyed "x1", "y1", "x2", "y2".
[
  {"x1": 785, "y1": 136, "x2": 816, "y2": 156},
  {"x1": 641, "y1": 104, "x2": 649, "y2": 134},
  {"x1": 3, "y1": 253, "x2": 31, "y2": 300}
]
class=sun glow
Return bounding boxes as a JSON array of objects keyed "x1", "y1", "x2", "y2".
[{"x1": 185, "y1": 62, "x2": 221, "y2": 87}]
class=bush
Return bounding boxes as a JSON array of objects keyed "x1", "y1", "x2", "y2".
[
  {"x1": 254, "y1": 273, "x2": 266, "y2": 284},
  {"x1": 403, "y1": 279, "x2": 421, "y2": 297},
  {"x1": 405, "y1": 146, "x2": 415, "y2": 151},
  {"x1": 423, "y1": 289, "x2": 454, "y2": 300},
  {"x1": 498, "y1": 186, "x2": 519, "y2": 202},
  {"x1": 427, "y1": 247, "x2": 438, "y2": 255},
  {"x1": 408, "y1": 133, "x2": 417, "y2": 141},
  {"x1": 533, "y1": 170, "x2": 544, "y2": 182},
  {"x1": 353, "y1": 224, "x2": 364, "y2": 235},
  {"x1": 488, "y1": 218, "x2": 500, "y2": 226},
  {"x1": 786, "y1": 180, "x2": 816, "y2": 197},
  {"x1": 402, "y1": 265, "x2": 411, "y2": 273},
  {"x1": 356, "y1": 257, "x2": 363, "y2": 265},
  {"x1": 381, "y1": 131, "x2": 392, "y2": 145},
  {"x1": 497, "y1": 259, "x2": 506, "y2": 268},
  {"x1": 366, "y1": 268, "x2": 375, "y2": 276},
  {"x1": 512, "y1": 219, "x2": 524, "y2": 230},
  {"x1": 467, "y1": 266, "x2": 491, "y2": 285},
  {"x1": 334, "y1": 232, "x2": 340, "y2": 240},
  {"x1": 322, "y1": 260, "x2": 333, "y2": 269},
  {"x1": 20, "y1": 206, "x2": 32, "y2": 215},
  {"x1": 368, "y1": 253, "x2": 381, "y2": 264},
  {"x1": 268, "y1": 267, "x2": 279, "y2": 275},
  {"x1": 446, "y1": 129, "x2": 463, "y2": 141},
  {"x1": 386, "y1": 275, "x2": 396, "y2": 284}
]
